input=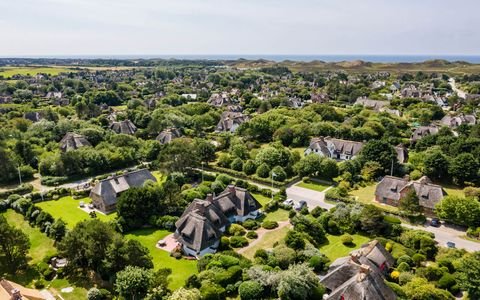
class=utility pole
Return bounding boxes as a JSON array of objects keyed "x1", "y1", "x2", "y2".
[
  {"x1": 271, "y1": 172, "x2": 275, "y2": 202},
  {"x1": 201, "y1": 161, "x2": 204, "y2": 183},
  {"x1": 390, "y1": 158, "x2": 394, "y2": 176},
  {"x1": 17, "y1": 165, "x2": 22, "y2": 185}
]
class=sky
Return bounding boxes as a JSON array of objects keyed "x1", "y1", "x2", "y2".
[{"x1": 0, "y1": 0, "x2": 479, "y2": 56}]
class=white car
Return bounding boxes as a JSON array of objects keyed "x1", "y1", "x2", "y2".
[
  {"x1": 79, "y1": 201, "x2": 85, "y2": 208},
  {"x1": 88, "y1": 203, "x2": 94, "y2": 209},
  {"x1": 282, "y1": 199, "x2": 294, "y2": 207}
]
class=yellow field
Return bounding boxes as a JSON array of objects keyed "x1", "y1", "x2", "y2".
[{"x1": 0, "y1": 66, "x2": 77, "y2": 77}]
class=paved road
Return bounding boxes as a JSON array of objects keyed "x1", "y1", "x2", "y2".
[
  {"x1": 286, "y1": 185, "x2": 334, "y2": 210},
  {"x1": 286, "y1": 184, "x2": 480, "y2": 252}
]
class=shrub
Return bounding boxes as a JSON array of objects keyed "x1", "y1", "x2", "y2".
[
  {"x1": 437, "y1": 273, "x2": 456, "y2": 290},
  {"x1": 34, "y1": 279, "x2": 46, "y2": 289},
  {"x1": 228, "y1": 224, "x2": 246, "y2": 236},
  {"x1": 216, "y1": 174, "x2": 233, "y2": 185},
  {"x1": 385, "y1": 242, "x2": 393, "y2": 252},
  {"x1": 397, "y1": 255, "x2": 413, "y2": 267},
  {"x1": 229, "y1": 236, "x2": 248, "y2": 248},
  {"x1": 243, "y1": 160, "x2": 257, "y2": 176},
  {"x1": 155, "y1": 215, "x2": 179, "y2": 230},
  {"x1": 238, "y1": 281, "x2": 263, "y2": 300},
  {"x1": 285, "y1": 230, "x2": 305, "y2": 250},
  {"x1": 310, "y1": 206, "x2": 325, "y2": 218},
  {"x1": 220, "y1": 236, "x2": 230, "y2": 250},
  {"x1": 261, "y1": 220, "x2": 279, "y2": 230},
  {"x1": 271, "y1": 166, "x2": 287, "y2": 182},
  {"x1": 246, "y1": 231, "x2": 258, "y2": 239},
  {"x1": 309, "y1": 255, "x2": 329, "y2": 272},
  {"x1": 230, "y1": 158, "x2": 244, "y2": 171},
  {"x1": 341, "y1": 234, "x2": 354, "y2": 245},
  {"x1": 200, "y1": 282, "x2": 226, "y2": 300},
  {"x1": 412, "y1": 253, "x2": 426, "y2": 266},
  {"x1": 384, "y1": 215, "x2": 401, "y2": 224},
  {"x1": 398, "y1": 272, "x2": 414, "y2": 286},
  {"x1": 254, "y1": 249, "x2": 268, "y2": 260},
  {"x1": 87, "y1": 288, "x2": 103, "y2": 300},
  {"x1": 242, "y1": 219, "x2": 259, "y2": 230},
  {"x1": 390, "y1": 270, "x2": 400, "y2": 281},
  {"x1": 256, "y1": 163, "x2": 270, "y2": 178},
  {"x1": 397, "y1": 262, "x2": 411, "y2": 272}
]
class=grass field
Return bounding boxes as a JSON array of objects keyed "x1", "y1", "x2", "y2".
[
  {"x1": 0, "y1": 67, "x2": 76, "y2": 78},
  {"x1": 126, "y1": 228, "x2": 198, "y2": 290},
  {"x1": 297, "y1": 180, "x2": 330, "y2": 192},
  {"x1": 443, "y1": 185, "x2": 464, "y2": 198},
  {"x1": 350, "y1": 184, "x2": 400, "y2": 213},
  {"x1": 320, "y1": 234, "x2": 371, "y2": 262},
  {"x1": 36, "y1": 196, "x2": 117, "y2": 229},
  {"x1": 242, "y1": 226, "x2": 290, "y2": 259},
  {"x1": 252, "y1": 193, "x2": 290, "y2": 222},
  {"x1": 49, "y1": 278, "x2": 88, "y2": 300}
]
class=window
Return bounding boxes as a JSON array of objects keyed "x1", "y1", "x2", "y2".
[{"x1": 382, "y1": 197, "x2": 387, "y2": 203}]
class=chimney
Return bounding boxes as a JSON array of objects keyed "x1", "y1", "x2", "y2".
[
  {"x1": 11, "y1": 289, "x2": 21, "y2": 300},
  {"x1": 206, "y1": 194, "x2": 213, "y2": 202},
  {"x1": 228, "y1": 185, "x2": 236, "y2": 195},
  {"x1": 356, "y1": 264, "x2": 371, "y2": 282},
  {"x1": 350, "y1": 252, "x2": 361, "y2": 264}
]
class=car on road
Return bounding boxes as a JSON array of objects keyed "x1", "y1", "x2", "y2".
[
  {"x1": 79, "y1": 201, "x2": 85, "y2": 208},
  {"x1": 282, "y1": 199, "x2": 294, "y2": 207},
  {"x1": 446, "y1": 241, "x2": 456, "y2": 248},
  {"x1": 430, "y1": 218, "x2": 441, "y2": 227},
  {"x1": 294, "y1": 200, "x2": 307, "y2": 211}
]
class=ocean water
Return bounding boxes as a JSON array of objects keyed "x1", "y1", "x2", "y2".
[{"x1": 10, "y1": 54, "x2": 480, "y2": 63}]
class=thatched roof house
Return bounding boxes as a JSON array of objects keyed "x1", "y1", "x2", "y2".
[
  {"x1": 0, "y1": 278, "x2": 49, "y2": 300},
  {"x1": 109, "y1": 120, "x2": 137, "y2": 135},
  {"x1": 175, "y1": 185, "x2": 262, "y2": 257},
  {"x1": 59, "y1": 132, "x2": 92, "y2": 152},
  {"x1": 320, "y1": 240, "x2": 396, "y2": 300},
  {"x1": 156, "y1": 128, "x2": 182, "y2": 144},
  {"x1": 90, "y1": 169, "x2": 156, "y2": 213},
  {"x1": 440, "y1": 113, "x2": 476, "y2": 128},
  {"x1": 207, "y1": 92, "x2": 237, "y2": 107},
  {"x1": 410, "y1": 125, "x2": 439, "y2": 143},
  {"x1": 354, "y1": 97, "x2": 389, "y2": 111},
  {"x1": 215, "y1": 111, "x2": 249, "y2": 133},
  {"x1": 305, "y1": 137, "x2": 364, "y2": 161}
]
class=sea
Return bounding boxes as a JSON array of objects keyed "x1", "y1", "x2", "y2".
[{"x1": 5, "y1": 54, "x2": 480, "y2": 63}]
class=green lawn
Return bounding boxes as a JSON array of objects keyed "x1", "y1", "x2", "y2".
[
  {"x1": 242, "y1": 226, "x2": 290, "y2": 259},
  {"x1": 350, "y1": 184, "x2": 399, "y2": 213},
  {"x1": 297, "y1": 181, "x2": 330, "y2": 192},
  {"x1": 443, "y1": 185, "x2": 464, "y2": 198},
  {"x1": 252, "y1": 193, "x2": 271, "y2": 207},
  {"x1": 0, "y1": 67, "x2": 76, "y2": 77},
  {"x1": 1, "y1": 210, "x2": 56, "y2": 264},
  {"x1": 252, "y1": 193, "x2": 290, "y2": 222},
  {"x1": 126, "y1": 228, "x2": 198, "y2": 291},
  {"x1": 36, "y1": 196, "x2": 117, "y2": 229},
  {"x1": 319, "y1": 234, "x2": 371, "y2": 262},
  {"x1": 49, "y1": 278, "x2": 88, "y2": 300}
]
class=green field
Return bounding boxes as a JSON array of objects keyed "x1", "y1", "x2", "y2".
[
  {"x1": 319, "y1": 234, "x2": 371, "y2": 262},
  {"x1": 297, "y1": 180, "x2": 330, "y2": 192},
  {"x1": 0, "y1": 67, "x2": 77, "y2": 78},
  {"x1": 242, "y1": 226, "x2": 290, "y2": 259},
  {"x1": 36, "y1": 196, "x2": 117, "y2": 229},
  {"x1": 350, "y1": 184, "x2": 399, "y2": 213},
  {"x1": 126, "y1": 228, "x2": 198, "y2": 291},
  {"x1": 252, "y1": 193, "x2": 290, "y2": 222},
  {"x1": 1, "y1": 210, "x2": 56, "y2": 264},
  {"x1": 49, "y1": 278, "x2": 88, "y2": 300}
]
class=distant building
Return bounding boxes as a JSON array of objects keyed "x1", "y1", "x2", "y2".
[
  {"x1": 207, "y1": 92, "x2": 237, "y2": 107},
  {"x1": 59, "y1": 132, "x2": 92, "y2": 152},
  {"x1": 320, "y1": 240, "x2": 396, "y2": 300},
  {"x1": 181, "y1": 93, "x2": 197, "y2": 100},
  {"x1": 109, "y1": 119, "x2": 137, "y2": 135},
  {"x1": 23, "y1": 111, "x2": 42, "y2": 122},
  {"x1": 175, "y1": 185, "x2": 262, "y2": 257},
  {"x1": 215, "y1": 111, "x2": 249, "y2": 133},
  {"x1": 305, "y1": 137, "x2": 364, "y2": 161},
  {"x1": 375, "y1": 175, "x2": 446, "y2": 215},
  {"x1": 0, "y1": 278, "x2": 49, "y2": 300},
  {"x1": 90, "y1": 169, "x2": 156, "y2": 213},
  {"x1": 156, "y1": 128, "x2": 182, "y2": 144},
  {"x1": 354, "y1": 97, "x2": 389, "y2": 111},
  {"x1": 440, "y1": 113, "x2": 476, "y2": 128},
  {"x1": 410, "y1": 125, "x2": 439, "y2": 143}
]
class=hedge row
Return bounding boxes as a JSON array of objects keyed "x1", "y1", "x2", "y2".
[
  {"x1": 0, "y1": 183, "x2": 33, "y2": 199},
  {"x1": 206, "y1": 165, "x2": 297, "y2": 188}
]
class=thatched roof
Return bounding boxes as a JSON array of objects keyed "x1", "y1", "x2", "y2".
[
  {"x1": 156, "y1": 128, "x2": 182, "y2": 144},
  {"x1": 440, "y1": 114, "x2": 476, "y2": 128},
  {"x1": 354, "y1": 97, "x2": 389, "y2": 111},
  {"x1": 0, "y1": 278, "x2": 48, "y2": 300},
  {"x1": 59, "y1": 132, "x2": 91, "y2": 152},
  {"x1": 307, "y1": 137, "x2": 364, "y2": 157},
  {"x1": 109, "y1": 119, "x2": 137, "y2": 135},
  {"x1": 215, "y1": 111, "x2": 249, "y2": 132},
  {"x1": 411, "y1": 125, "x2": 439, "y2": 142}
]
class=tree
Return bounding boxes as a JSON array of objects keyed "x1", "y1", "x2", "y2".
[
  {"x1": 435, "y1": 196, "x2": 480, "y2": 227},
  {"x1": 243, "y1": 160, "x2": 256, "y2": 175},
  {"x1": 0, "y1": 215, "x2": 30, "y2": 274},
  {"x1": 115, "y1": 266, "x2": 153, "y2": 300},
  {"x1": 458, "y1": 252, "x2": 480, "y2": 299},
  {"x1": 294, "y1": 154, "x2": 322, "y2": 177},
  {"x1": 87, "y1": 288, "x2": 103, "y2": 300},
  {"x1": 238, "y1": 281, "x2": 263, "y2": 300},
  {"x1": 360, "y1": 140, "x2": 397, "y2": 172},
  {"x1": 230, "y1": 158, "x2": 244, "y2": 171},
  {"x1": 277, "y1": 264, "x2": 323, "y2": 300},
  {"x1": 423, "y1": 150, "x2": 449, "y2": 180},
  {"x1": 403, "y1": 277, "x2": 453, "y2": 300},
  {"x1": 103, "y1": 237, "x2": 153, "y2": 275},
  {"x1": 399, "y1": 189, "x2": 421, "y2": 215},
  {"x1": 194, "y1": 139, "x2": 216, "y2": 162},
  {"x1": 359, "y1": 205, "x2": 385, "y2": 235},
  {"x1": 256, "y1": 163, "x2": 270, "y2": 178},
  {"x1": 285, "y1": 230, "x2": 306, "y2": 250},
  {"x1": 49, "y1": 218, "x2": 67, "y2": 242},
  {"x1": 117, "y1": 185, "x2": 163, "y2": 230},
  {"x1": 167, "y1": 288, "x2": 201, "y2": 300},
  {"x1": 271, "y1": 166, "x2": 287, "y2": 182},
  {"x1": 449, "y1": 153, "x2": 479, "y2": 185},
  {"x1": 157, "y1": 138, "x2": 200, "y2": 173}
]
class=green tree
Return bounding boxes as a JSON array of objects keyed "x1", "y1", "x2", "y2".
[
  {"x1": 0, "y1": 215, "x2": 30, "y2": 274},
  {"x1": 194, "y1": 139, "x2": 216, "y2": 162},
  {"x1": 277, "y1": 264, "x2": 323, "y2": 300},
  {"x1": 403, "y1": 277, "x2": 453, "y2": 300},
  {"x1": 256, "y1": 163, "x2": 270, "y2": 178},
  {"x1": 103, "y1": 237, "x2": 153, "y2": 275},
  {"x1": 294, "y1": 154, "x2": 322, "y2": 177},
  {"x1": 359, "y1": 205, "x2": 385, "y2": 235},
  {"x1": 457, "y1": 252, "x2": 480, "y2": 299},
  {"x1": 435, "y1": 196, "x2": 480, "y2": 227},
  {"x1": 238, "y1": 281, "x2": 263, "y2": 300},
  {"x1": 157, "y1": 138, "x2": 200, "y2": 173},
  {"x1": 115, "y1": 266, "x2": 153, "y2": 300},
  {"x1": 243, "y1": 160, "x2": 257, "y2": 175},
  {"x1": 360, "y1": 140, "x2": 397, "y2": 172},
  {"x1": 423, "y1": 150, "x2": 449, "y2": 180},
  {"x1": 49, "y1": 218, "x2": 67, "y2": 242},
  {"x1": 399, "y1": 189, "x2": 422, "y2": 215},
  {"x1": 449, "y1": 153, "x2": 479, "y2": 185}
]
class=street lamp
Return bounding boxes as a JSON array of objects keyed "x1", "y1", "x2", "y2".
[
  {"x1": 17, "y1": 165, "x2": 22, "y2": 185},
  {"x1": 201, "y1": 162, "x2": 205, "y2": 182}
]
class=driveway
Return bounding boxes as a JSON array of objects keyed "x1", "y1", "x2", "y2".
[{"x1": 286, "y1": 185, "x2": 334, "y2": 210}]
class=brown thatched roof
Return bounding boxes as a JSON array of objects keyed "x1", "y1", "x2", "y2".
[
  {"x1": 156, "y1": 128, "x2": 182, "y2": 144},
  {"x1": 109, "y1": 119, "x2": 137, "y2": 135},
  {"x1": 59, "y1": 132, "x2": 92, "y2": 152}
]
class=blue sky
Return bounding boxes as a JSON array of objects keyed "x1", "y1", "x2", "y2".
[{"x1": 0, "y1": 0, "x2": 478, "y2": 56}]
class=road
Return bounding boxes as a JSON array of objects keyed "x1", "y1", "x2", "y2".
[
  {"x1": 448, "y1": 77, "x2": 467, "y2": 99},
  {"x1": 286, "y1": 184, "x2": 480, "y2": 252}
]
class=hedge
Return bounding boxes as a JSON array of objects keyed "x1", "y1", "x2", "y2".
[
  {"x1": 206, "y1": 165, "x2": 293, "y2": 188},
  {"x1": 0, "y1": 183, "x2": 33, "y2": 198}
]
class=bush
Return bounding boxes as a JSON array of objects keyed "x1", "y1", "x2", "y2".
[
  {"x1": 437, "y1": 273, "x2": 456, "y2": 290},
  {"x1": 285, "y1": 230, "x2": 305, "y2": 250},
  {"x1": 271, "y1": 166, "x2": 287, "y2": 182},
  {"x1": 397, "y1": 262, "x2": 411, "y2": 272},
  {"x1": 229, "y1": 236, "x2": 248, "y2": 248},
  {"x1": 155, "y1": 215, "x2": 179, "y2": 230},
  {"x1": 309, "y1": 255, "x2": 329, "y2": 272},
  {"x1": 220, "y1": 236, "x2": 230, "y2": 250},
  {"x1": 398, "y1": 272, "x2": 414, "y2": 286},
  {"x1": 246, "y1": 231, "x2": 258, "y2": 239},
  {"x1": 238, "y1": 281, "x2": 263, "y2": 300},
  {"x1": 311, "y1": 206, "x2": 325, "y2": 218},
  {"x1": 216, "y1": 174, "x2": 233, "y2": 185},
  {"x1": 230, "y1": 158, "x2": 244, "y2": 171},
  {"x1": 242, "y1": 219, "x2": 259, "y2": 230},
  {"x1": 41, "y1": 176, "x2": 69, "y2": 186},
  {"x1": 261, "y1": 220, "x2": 279, "y2": 230},
  {"x1": 390, "y1": 270, "x2": 400, "y2": 281},
  {"x1": 34, "y1": 279, "x2": 46, "y2": 289},
  {"x1": 256, "y1": 163, "x2": 270, "y2": 178},
  {"x1": 384, "y1": 215, "x2": 401, "y2": 224},
  {"x1": 397, "y1": 255, "x2": 413, "y2": 267},
  {"x1": 87, "y1": 288, "x2": 104, "y2": 300},
  {"x1": 200, "y1": 282, "x2": 226, "y2": 300},
  {"x1": 254, "y1": 249, "x2": 268, "y2": 260},
  {"x1": 228, "y1": 224, "x2": 246, "y2": 236},
  {"x1": 412, "y1": 253, "x2": 426, "y2": 266},
  {"x1": 243, "y1": 160, "x2": 257, "y2": 176},
  {"x1": 341, "y1": 234, "x2": 354, "y2": 245}
]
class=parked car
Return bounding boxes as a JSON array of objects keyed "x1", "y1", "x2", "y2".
[
  {"x1": 294, "y1": 200, "x2": 307, "y2": 211},
  {"x1": 282, "y1": 199, "x2": 294, "y2": 207},
  {"x1": 430, "y1": 218, "x2": 441, "y2": 227},
  {"x1": 79, "y1": 201, "x2": 85, "y2": 208},
  {"x1": 446, "y1": 241, "x2": 456, "y2": 248},
  {"x1": 88, "y1": 203, "x2": 94, "y2": 209}
]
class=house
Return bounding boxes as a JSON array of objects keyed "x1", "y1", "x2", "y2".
[
  {"x1": 181, "y1": 93, "x2": 197, "y2": 100},
  {"x1": 401, "y1": 84, "x2": 421, "y2": 98},
  {"x1": 109, "y1": 119, "x2": 137, "y2": 135},
  {"x1": 380, "y1": 107, "x2": 402, "y2": 117},
  {"x1": 374, "y1": 176, "x2": 446, "y2": 215},
  {"x1": 215, "y1": 111, "x2": 249, "y2": 133},
  {"x1": 305, "y1": 137, "x2": 364, "y2": 161},
  {"x1": 46, "y1": 91, "x2": 62, "y2": 99},
  {"x1": 0, "y1": 278, "x2": 49, "y2": 300},
  {"x1": 410, "y1": 125, "x2": 439, "y2": 143},
  {"x1": 59, "y1": 132, "x2": 92, "y2": 152},
  {"x1": 207, "y1": 92, "x2": 237, "y2": 107},
  {"x1": 440, "y1": 113, "x2": 476, "y2": 128},
  {"x1": 226, "y1": 105, "x2": 243, "y2": 112},
  {"x1": 354, "y1": 97, "x2": 389, "y2": 112},
  {"x1": 23, "y1": 112, "x2": 42, "y2": 122},
  {"x1": 320, "y1": 240, "x2": 396, "y2": 300},
  {"x1": 156, "y1": 128, "x2": 182, "y2": 144},
  {"x1": 175, "y1": 185, "x2": 262, "y2": 257},
  {"x1": 310, "y1": 93, "x2": 330, "y2": 103},
  {"x1": 90, "y1": 169, "x2": 156, "y2": 213}
]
